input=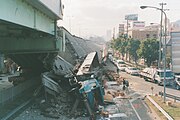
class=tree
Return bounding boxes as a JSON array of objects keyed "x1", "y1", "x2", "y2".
[
  {"x1": 111, "y1": 36, "x2": 128, "y2": 59},
  {"x1": 128, "y1": 39, "x2": 140, "y2": 64},
  {"x1": 138, "y1": 39, "x2": 159, "y2": 67}
]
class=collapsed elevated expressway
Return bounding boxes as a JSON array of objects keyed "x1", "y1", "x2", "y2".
[
  {"x1": 0, "y1": 0, "x2": 64, "y2": 73},
  {"x1": 0, "y1": 0, "x2": 103, "y2": 74},
  {"x1": 0, "y1": 1, "x2": 105, "y2": 111}
]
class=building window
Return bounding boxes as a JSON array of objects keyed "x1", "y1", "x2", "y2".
[{"x1": 146, "y1": 34, "x2": 150, "y2": 38}]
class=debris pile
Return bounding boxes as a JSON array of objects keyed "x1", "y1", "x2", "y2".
[
  {"x1": 39, "y1": 86, "x2": 72, "y2": 119},
  {"x1": 105, "y1": 70, "x2": 117, "y2": 81},
  {"x1": 39, "y1": 52, "x2": 105, "y2": 119},
  {"x1": 104, "y1": 70, "x2": 124, "y2": 83},
  {"x1": 8, "y1": 75, "x2": 25, "y2": 86},
  {"x1": 103, "y1": 69, "x2": 130, "y2": 103},
  {"x1": 36, "y1": 51, "x2": 130, "y2": 119}
]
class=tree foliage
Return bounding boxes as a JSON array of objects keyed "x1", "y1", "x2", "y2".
[
  {"x1": 111, "y1": 36, "x2": 128, "y2": 58},
  {"x1": 111, "y1": 36, "x2": 159, "y2": 67},
  {"x1": 138, "y1": 39, "x2": 159, "y2": 67},
  {"x1": 128, "y1": 40, "x2": 140, "y2": 63}
]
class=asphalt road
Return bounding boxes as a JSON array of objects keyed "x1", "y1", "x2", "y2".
[
  {"x1": 105, "y1": 59, "x2": 180, "y2": 98},
  {"x1": 120, "y1": 71, "x2": 180, "y2": 98}
]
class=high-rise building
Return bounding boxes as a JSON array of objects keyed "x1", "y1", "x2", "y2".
[
  {"x1": 119, "y1": 24, "x2": 125, "y2": 36},
  {"x1": 170, "y1": 20, "x2": 180, "y2": 32},
  {"x1": 106, "y1": 30, "x2": 112, "y2": 41}
]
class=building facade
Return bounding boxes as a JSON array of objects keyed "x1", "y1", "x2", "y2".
[{"x1": 128, "y1": 29, "x2": 158, "y2": 40}]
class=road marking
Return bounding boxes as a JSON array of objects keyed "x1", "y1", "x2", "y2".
[{"x1": 130, "y1": 101, "x2": 142, "y2": 120}]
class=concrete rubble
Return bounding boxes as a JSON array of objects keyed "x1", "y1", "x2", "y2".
[
  {"x1": 13, "y1": 56, "x2": 153, "y2": 120},
  {"x1": 36, "y1": 56, "x2": 131, "y2": 119}
]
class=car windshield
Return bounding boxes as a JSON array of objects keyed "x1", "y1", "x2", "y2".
[
  {"x1": 159, "y1": 72, "x2": 173, "y2": 77},
  {"x1": 130, "y1": 68, "x2": 137, "y2": 70},
  {"x1": 118, "y1": 61, "x2": 125, "y2": 64}
]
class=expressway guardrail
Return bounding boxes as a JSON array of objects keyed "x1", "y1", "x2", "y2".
[{"x1": 159, "y1": 91, "x2": 180, "y2": 102}]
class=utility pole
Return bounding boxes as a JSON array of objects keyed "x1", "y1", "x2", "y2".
[
  {"x1": 140, "y1": 4, "x2": 169, "y2": 103},
  {"x1": 160, "y1": 3, "x2": 169, "y2": 102},
  {"x1": 158, "y1": 3, "x2": 167, "y2": 69}
]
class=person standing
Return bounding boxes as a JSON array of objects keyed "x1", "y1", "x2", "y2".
[{"x1": 117, "y1": 67, "x2": 120, "y2": 77}]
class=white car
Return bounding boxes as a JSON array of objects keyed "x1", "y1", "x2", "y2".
[
  {"x1": 116, "y1": 60, "x2": 125, "y2": 65},
  {"x1": 125, "y1": 67, "x2": 140, "y2": 75},
  {"x1": 117, "y1": 64, "x2": 127, "y2": 72},
  {"x1": 116, "y1": 59, "x2": 125, "y2": 66}
]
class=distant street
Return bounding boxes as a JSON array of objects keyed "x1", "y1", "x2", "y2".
[
  {"x1": 121, "y1": 72, "x2": 180, "y2": 97},
  {"x1": 105, "y1": 59, "x2": 180, "y2": 98}
]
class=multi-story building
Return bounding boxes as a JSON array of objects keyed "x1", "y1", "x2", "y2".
[
  {"x1": 119, "y1": 24, "x2": 125, "y2": 36},
  {"x1": 128, "y1": 24, "x2": 159, "y2": 40},
  {"x1": 128, "y1": 29, "x2": 159, "y2": 40},
  {"x1": 170, "y1": 20, "x2": 180, "y2": 32}
]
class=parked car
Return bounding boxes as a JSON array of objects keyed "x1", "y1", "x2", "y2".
[
  {"x1": 116, "y1": 59, "x2": 125, "y2": 67},
  {"x1": 140, "y1": 68, "x2": 174, "y2": 86},
  {"x1": 174, "y1": 76, "x2": 180, "y2": 90},
  {"x1": 117, "y1": 64, "x2": 127, "y2": 72},
  {"x1": 125, "y1": 67, "x2": 140, "y2": 76},
  {"x1": 116, "y1": 60, "x2": 125, "y2": 65}
]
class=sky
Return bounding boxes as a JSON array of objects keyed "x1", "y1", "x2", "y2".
[{"x1": 58, "y1": 0, "x2": 180, "y2": 38}]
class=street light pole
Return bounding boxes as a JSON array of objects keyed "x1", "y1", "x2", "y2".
[
  {"x1": 158, "y1": 3, "x2": 164, "y2": 68},
  {"x1": 163, "y1": 9, "x2": 167, "y2": 103},
  {"x1": 140, "y1": 5, "x2": 167, "y2": 102}
]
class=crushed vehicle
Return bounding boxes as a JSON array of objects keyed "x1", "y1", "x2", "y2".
[{"x1": 41, "y1": 52, "x2": 105, "y2": 119}]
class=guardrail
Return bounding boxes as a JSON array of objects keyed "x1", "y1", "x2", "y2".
[
  {"x1": 159, "y1": 91, "x2": 180, "y2": 102},
  {"x1": 147, "y1": 95, "x2": 174, "y2": 120}
]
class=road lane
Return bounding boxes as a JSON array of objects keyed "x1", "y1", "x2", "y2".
[
  {"x1": 105, "y1": 59, "x2": 180, "y2": 98},
  {"x1": 120, "y1": 71, "x2": 180, "y2": 98}
]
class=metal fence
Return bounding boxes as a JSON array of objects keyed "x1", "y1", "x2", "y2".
[{"x1": 159, "y1": 91, "x2": 180, "y2": 102}]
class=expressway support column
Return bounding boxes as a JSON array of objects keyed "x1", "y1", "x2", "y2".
[{"x1": 0, "y1": 53, "x2": 4, "y2": 73}]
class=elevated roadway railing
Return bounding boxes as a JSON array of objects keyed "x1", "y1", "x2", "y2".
[
  {"x1": 159, "y1": 91, "x2": 180, "y2": 102},
  {"x1": 0, "y1": 0, "x2": 64, "y2": 54}
]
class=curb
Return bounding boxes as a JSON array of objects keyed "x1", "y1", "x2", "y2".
[{"x1": 147, "y1": 95, "x2": 174, "y2": 120}]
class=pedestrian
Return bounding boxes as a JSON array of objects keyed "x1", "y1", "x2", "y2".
[
  {"x1": 123, "y1": 78, "x2": 126, "y2": 85},
  {"x1": 126, "y1": 80, "x2": 129, "y2": 88},
  {"x1": 123, "y1": 78, "x2": 126, "y2": 90},
  {"x1": 125, "y1": 80, "x2": 129, "y2": 94},
  {"x1": 117, "y1": 68, "x2": 120, "y2": 77}
]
